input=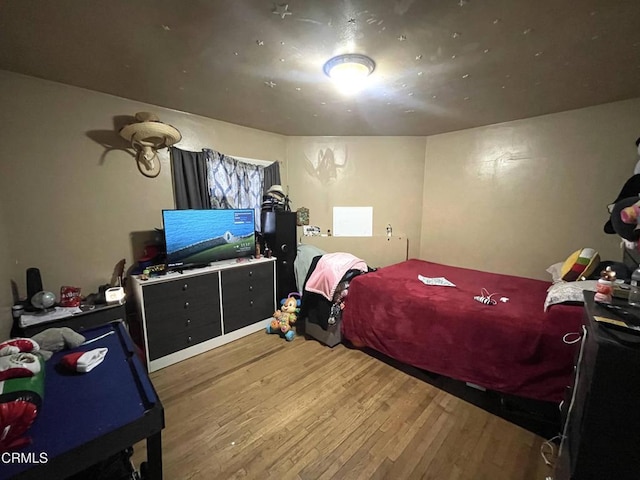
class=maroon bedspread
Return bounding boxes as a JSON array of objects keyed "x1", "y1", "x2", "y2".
[{"x1": 341, "y1": 259, "x2": 584, "y2": 403}]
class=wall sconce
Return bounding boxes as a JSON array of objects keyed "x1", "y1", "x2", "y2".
[{"x1": 119, "y1": 112, "x2": 182, "y2": 178}]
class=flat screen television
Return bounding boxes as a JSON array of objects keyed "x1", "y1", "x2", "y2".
[{"x1": 162, "y1": 209, "x2": 256, "y2": 269}]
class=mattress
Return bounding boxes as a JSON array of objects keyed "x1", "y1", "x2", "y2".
[{"x1": 341, "y1": 259, "x2": 584, "y2": 402}]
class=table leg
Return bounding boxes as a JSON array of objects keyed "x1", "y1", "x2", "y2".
[{"x1": 145, "y1": 431, "x2": 163, "y2": 479}]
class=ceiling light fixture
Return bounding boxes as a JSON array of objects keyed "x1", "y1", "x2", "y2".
[
  {"x1": 119, "y1": 112, "x2": 182, "y2": 178},
  {"x1": 323, "y1": 54, "x2": 375, "y2": 94}
]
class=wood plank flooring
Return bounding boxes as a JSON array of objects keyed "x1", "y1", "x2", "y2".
[{"x1": 132, "y1": 332, "x2": 555, "y2": 479}]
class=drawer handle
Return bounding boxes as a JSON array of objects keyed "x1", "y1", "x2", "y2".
[
  {"x1": 183, "y1": 284, "x2": 188, "y2": 291},
  {"x1": 249, "y1": 271, "x2": 253, "y2": 276},
  {"x1": 186, "y1": 319, "x2": 191, "y2": 326},
  {"x1": 250, "y1": 300, "x2": 254, "y2": 306},
  {"x1": 184, "y1": 301, "x2": 190, "y2": 309},
  {"x1": 188, "y1": 336, "x2": 192, "y2": 343},
  {"x1": 249, "y1": 285, "x2": 253, "y2": 291}
]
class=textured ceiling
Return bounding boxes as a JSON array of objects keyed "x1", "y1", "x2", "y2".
[{"x1": 1, "y1": 0, "x2": 639, "y2": 136}]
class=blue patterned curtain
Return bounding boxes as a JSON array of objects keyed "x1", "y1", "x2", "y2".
[{"x1": 205, "y1": 149, "x2": 265, "y2": 229}]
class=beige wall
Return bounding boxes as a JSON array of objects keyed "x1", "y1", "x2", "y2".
[
  {"x1": 1, "y1": 69, "x2": 639, "y2": 335},
  {"x1": 301, "y1": 235, "x2": 409, "y2": 268},
  {"x1": 0, "y1": 70, "x2": 286, "y2": 314},
  {"x1": 285, "y1": 136, "x2": 426, "y2": 262},
  {"x1": 0, "y1": 202, "x2": 13, "y2": 339},
  {"x1": 421, "y1": 98, "x2": 640, "y2": 280}
]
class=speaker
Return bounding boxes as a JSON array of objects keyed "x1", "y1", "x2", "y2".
[
  {"x1": 264, "y1": 211, "x2": 297, "y2": 301},
  {"x1": 261, "y1": 210, "x2": 276, "y2": 235},
  {"x1": 26, "y1": 267, "x2": 43, "y2": 302}
]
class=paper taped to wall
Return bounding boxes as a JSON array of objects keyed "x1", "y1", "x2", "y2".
[{"x1": 333, "y1": 206, "x2": 373, "y2": 237}]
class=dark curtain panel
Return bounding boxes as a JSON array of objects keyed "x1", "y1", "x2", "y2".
[
  {"x1": 171, "y1": 147, "x2": 210, "y2": 209},
  {"x1": 263, "y1": 161, "x2": 281, "y2": 195}
]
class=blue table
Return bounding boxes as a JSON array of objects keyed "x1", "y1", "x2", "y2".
[{"x1": 3, "y1": 321, "x2": 164, "y2": 479}]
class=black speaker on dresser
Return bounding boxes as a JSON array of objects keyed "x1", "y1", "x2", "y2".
[
  {"x1": 263, "y1": 211, "x2": 297, "y2": 302},
  {"x1": 26, "y1": 267, "x2": 43, "y2": 302}
]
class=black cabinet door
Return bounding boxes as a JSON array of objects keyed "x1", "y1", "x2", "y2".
[
  {"x1": 264, "y1": 211, "x2": 297, "y2": 300},
  {"x1": 556, "y1": 292, "x2": 640, "y2": 480},
  {"x1": 221, "y1": 262, "x2": 275, "y2": 333},
  {"x1": 143, "y1": 273, "x2": 222, "y2": 360},
  {"x1": 148, "y1": 323, "x2": 221, "y2": 360}
]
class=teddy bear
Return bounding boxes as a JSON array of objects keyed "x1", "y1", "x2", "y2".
[{"x1": 266, "y1": 294, "x2": 300, "y2": 341}]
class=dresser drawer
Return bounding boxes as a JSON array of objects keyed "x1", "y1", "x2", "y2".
[
  {"x1": 142, "y1": 272, "x2": 220, "y2": 306},
  {"x1": 221, "y1": 262, "x2": 273, "y2": 285},
  {"x1": 221, "y1": 262, "x2": 275, "y2": 333},
  {"x1": 223, "y1": 290, "x2": 275, "y2": 333},
  {"x1": 148, "y1": 322, "x2": 220, "y2": 360},
  {"x1": 146, "y1": 314, "x2": 221, "y2": 343},
  {"x1": 145, "y1": 296, "x2": 220, "y2": 332},
  {"x1": 142, "y1": 273, "x2": 221, "y2": 330}
]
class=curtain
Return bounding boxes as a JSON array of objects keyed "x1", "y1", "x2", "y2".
[
  {"x1": 172, "y1": 147, "x2": 279, "y2": 231},
  {"x1": 263, "y1": 161, "x2": 281, "y2": 195},
  {"x1": 170, "y1": 147, "x2": 211, "y2": 209},
  {"x1": 205, "y1": 149, "x2": 265, "y2": 229}
]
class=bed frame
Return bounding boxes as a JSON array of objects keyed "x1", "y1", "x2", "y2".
[{"x1": 308, "y1": 259, "x2": 586, "y2": 437}]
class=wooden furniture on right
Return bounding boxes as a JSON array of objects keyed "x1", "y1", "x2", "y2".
[{"x1": 554, "y1": 291, "x2": 640, "y2": 479}]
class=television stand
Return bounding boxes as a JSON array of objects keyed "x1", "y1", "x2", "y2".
[
  {"x1": 171, "y1": 263, "x2": 210, "y2": 273},
  {"x1": 131, "y1": 257, "x2": 276, "y2": 372}
]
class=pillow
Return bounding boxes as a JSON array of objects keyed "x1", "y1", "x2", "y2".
[
  {"x1": 546, "y1": 262, "x2": 564, "y2": 283},
  {"x1": 560, "y1": 248, "x2": 600, "y2": 282},
  {"x1": 544, "y1": 280, "x2": 598, "y2": 311}
]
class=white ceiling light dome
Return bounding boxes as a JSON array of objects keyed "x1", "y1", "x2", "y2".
[{"x1": 323, "y1": 54, "x2": 375, "y2": 94}]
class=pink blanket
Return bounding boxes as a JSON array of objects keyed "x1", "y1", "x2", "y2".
[{"x1": 305, "y1": 253, "x2": 368, "y2": 301}]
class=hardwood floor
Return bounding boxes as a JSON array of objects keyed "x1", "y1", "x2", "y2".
[{"x1": 132, "y1": 332, "x2": 554, "y2": 479}]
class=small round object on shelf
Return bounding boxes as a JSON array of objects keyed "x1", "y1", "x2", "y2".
[{"x1": 31, "y1": 290, "x2": 56, "y2": 310}]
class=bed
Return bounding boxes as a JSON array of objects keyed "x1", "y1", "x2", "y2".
[{"x1": 340, "y1": 259, "x2": 587, "y2": 403}]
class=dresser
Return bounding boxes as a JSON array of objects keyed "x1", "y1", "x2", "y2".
[
  {"x1": 554, "y1": 291, "x2": 640, "y2": 479},
  {"x1": 130, "y1": 258, "x2": 276, "y2": 372}
]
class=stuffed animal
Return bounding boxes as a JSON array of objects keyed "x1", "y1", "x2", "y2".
[
  {"x1": 620, "y1": 199, "x2": 640, "y2": 224},
  {"x1": 266, "y1": 293, "x2": 301, "y2": 341}
]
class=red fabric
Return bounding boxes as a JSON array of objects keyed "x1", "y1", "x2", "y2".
[
  {"x1": 60, "y1": 351, "x2": 85, "y2": 371},
  {"x1": 0, "y1": 400, "x2": 38, "y2": 452},
  {"x1": 0, "y1": 367, "x2": 35, "y2": 382},
  {"x1": 341, "y1": 259, "x2": 584, "y2": 403},
  {"x1": 0, "y1": 339, "x2": 38, "y2": 356}
]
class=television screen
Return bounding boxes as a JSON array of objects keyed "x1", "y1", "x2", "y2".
[{"x1": 163, "y1": 209, "x2": 256, "y2": 268}]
